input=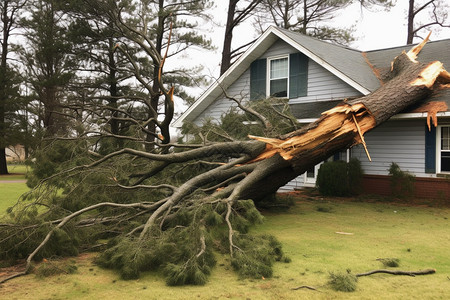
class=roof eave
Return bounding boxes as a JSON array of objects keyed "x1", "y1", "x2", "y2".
[{"x1": 297, "y1": 111, "x2": 450, "y2": 124}]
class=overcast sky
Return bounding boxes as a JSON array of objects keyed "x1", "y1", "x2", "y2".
[{"x1": 192, "y1": 1, "x2": 450, "y2": 80}]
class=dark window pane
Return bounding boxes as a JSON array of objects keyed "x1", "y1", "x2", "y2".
[
  {"x1": 442, "y1": 127, "x2": 449, "y2": 150},
  {"x1": 306, "y1": 165, "x2": 315, "y2": 178},
  {"x1": 270, "y1": 78, "x2": 287, "y2": 97},
  {"x1": 441, "y1": 152, "x2": 450, "y2": 172}
]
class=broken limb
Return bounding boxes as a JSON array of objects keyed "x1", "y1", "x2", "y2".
[
  {"x1": 291, "y1": 285, "x2": 321, "y2": 291},
  {"x1": 356, "y1": 269, "x2": 436, "y2": 277}
]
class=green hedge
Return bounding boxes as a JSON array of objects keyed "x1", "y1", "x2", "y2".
[{"x1": 316, "y1": 158, "x2": 363, "y2": 196}]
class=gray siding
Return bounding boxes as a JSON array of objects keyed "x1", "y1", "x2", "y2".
[
  {"x1": 351, "y1": 120, "x2": 429, "y2": 177},
  {"x1": 193, "y1": 70, "x2": 251, "y2": 126},
  {"x1": 259, "y1": 39, "x2": 298, "y2": 58},
  {"x1": 295, "y1": 60, "x2": 362, "y2": 103}
]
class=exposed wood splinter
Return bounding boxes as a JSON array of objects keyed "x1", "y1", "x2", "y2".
[
  {"x1": 410, "y1": 101, "x2": 448, "y2": 130},
  {"x1": 406, "y1": 32, "x2": 431, "y2": 61},
  {"x1": 352, "y1": 114, "x2": 371, "y2": 161},
  {"x1": 411, "y1": 61, "x2": 445, "y2": 88}
]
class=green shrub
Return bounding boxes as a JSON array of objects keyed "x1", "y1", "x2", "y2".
[
  {"x1": 378, "y1": 258, "x2": 400, "y2": 267},
  {"x1": 328, "y1": 271, "x2": 358, "y2": 292},
  {"x1": 388, "y1": 163, "x2": 415, "y2": 198},
  {"x1": 348, "y1": 158, "x2": 364, "y2": 194},
  {"x1": 316, "y1": 205, "x2": 334, "y2": 213},
  {"x1": 316, "y1": 158, "x2": 363, "y2": 197}
]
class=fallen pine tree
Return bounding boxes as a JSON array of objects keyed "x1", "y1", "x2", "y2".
[{"x1": 1, "y1": 35, "x2": 450, "y2": 285}]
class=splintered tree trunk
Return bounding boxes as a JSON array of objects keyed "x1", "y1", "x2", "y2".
[{"x1": 230, "y1": 38, "x2": 450, "y2": 201}]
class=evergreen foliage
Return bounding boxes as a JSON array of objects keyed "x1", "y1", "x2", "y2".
[
  {"x1": 0, "y1": 2, "x2": 301, "y2": 285},
  {"x1": 35, "y1": 259, "x2": 78, "y2": 277},
  {"x1": 328, "y1": 271, "x2": 358, "y2": 292},
  {"x1": 388, "y1": 162, "x2": 415, "y2": 198},
  {"x1": 378, "y1": 258, "x2": 400, "y2": 268},
  {"x1": 0, "y1": 222, "x2": 80, "y2": 263},
  {"x1": 93, "y1": 199, "x2": 286, "y2": 285},
  {"x1": 316, "y1": 158, "x2": 363, "y2": 196},
  {"x1": 181, "y1": 98, "x2": 301, "y2": 143},
  {"x1": 231, "y1": 234, "x2": 288, "y2": 279}
]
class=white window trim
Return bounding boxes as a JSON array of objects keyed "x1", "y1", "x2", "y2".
[
  {"x1": 266, "y1": 55, "x2": 289, "y2": 98},
  {"x1": 436, "y1": 125, "x2": 450, "y2": 173}
]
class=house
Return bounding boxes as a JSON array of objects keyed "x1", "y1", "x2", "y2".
[
  {"x1": 173, "y1": 26, "x2": 450, "y2": 200},
  {"x1": 6, "y1": 145, "x2": 26, "y2": 162}
]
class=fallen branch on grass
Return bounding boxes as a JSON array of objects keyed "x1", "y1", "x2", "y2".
[
  {"x1": 291, "y1": 285, "x2": 321, "y2": 291},
  {"x1": 356, "y1": 269, "x2": 436, "y2": 277}
]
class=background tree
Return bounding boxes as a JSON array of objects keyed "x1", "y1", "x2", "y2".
[
  {"x1": 220, "y1": 0, "x2": 394, "y2": 75},
  {"x1": 93, "y1": 0, "x2": 214, "y2": 150},
  {"x1": 0, "y1": 0, "x2": 27, "y2": 174},
  {"x1": 61, "y1": 0, "x2": 142, "y2": 153},
  {"x1": 19, "y1": 0, "x2": 77, "y2": 137},
  {"x1": 407, "y1": 0, "x2": 450, "y2": 44},
  {"x1": 253, "y1": 0, "x2": 394, "y2": 45},
  {"x1": 220, "y1": 0, "x2": 262, "y2": 75}
]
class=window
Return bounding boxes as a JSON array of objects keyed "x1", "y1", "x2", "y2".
[
  {"x1": 268, "y1": 57, "x2": 288, "y2": 97},
  {"x1": 438, "y1": 125, "x2": 450, "y2": 172},
  {"x1": 250, "y1": 53, "x2": 308, "y2": 100}
]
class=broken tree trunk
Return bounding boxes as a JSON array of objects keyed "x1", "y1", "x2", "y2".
[{"x1": 234, "y1": 37, "x2": 450, "y2": 201}]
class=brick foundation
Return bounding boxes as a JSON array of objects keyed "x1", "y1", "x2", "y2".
[{"x1": 362, "y1": 175, "x2": 450, "y2": 201}]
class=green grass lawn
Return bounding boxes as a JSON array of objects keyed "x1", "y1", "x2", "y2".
[
  {"x1": 0, "y1": 164, "x2": 29, "y2": 180},
  {"x1": 0, "y1": 164, "x2": 29, "y2": 216},
  {"x1": 0, "y1": 196, "x2": 449, "y2": 299},
  {"x1": 0, "y1": 182, "x2": 29, "y2": 216}
]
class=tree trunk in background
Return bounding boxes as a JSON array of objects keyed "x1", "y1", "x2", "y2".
[
  {"x1": 0, "y1": 1, "x2": 11, "y2": 175},
  {"x1": 407, "y1": 0, "x2": 415, "y2": 44},
  {"x1": 220, "y1": 0, "x2": 238, "y2": 75}
]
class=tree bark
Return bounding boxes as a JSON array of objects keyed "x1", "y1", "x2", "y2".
[
  {"x1": 221, "y1": 0, "x2": 238, "y2": 76},
  {"x1": 407, "y1": 0, "x2": 415, "y2": 44},
  {"x1": 0, "y1": 0, "x2": 12, "y2": 175}
]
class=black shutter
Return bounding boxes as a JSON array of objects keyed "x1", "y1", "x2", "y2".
[
  {"x1": 289, "y1": 52, "x2": 308, "y2": 98},
  {"x1": 425, "y1": 125, "x2": 436, "y2": 173},
  {"x1": 250, "y1": 59, "x2": 266, "y2": 100}
]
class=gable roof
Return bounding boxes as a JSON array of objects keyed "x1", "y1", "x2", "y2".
[
  {"x1": 173, "y1": 26, "x2": 450, "y2": 128},
  {"x1": 173, "y1": 26, "x2": 378, "y2": 127},
  {"x1": 277, "y1": 28, "x2": 379, "y2": 92}
]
